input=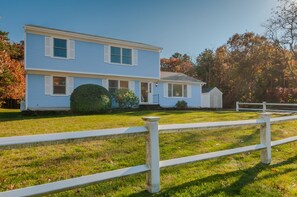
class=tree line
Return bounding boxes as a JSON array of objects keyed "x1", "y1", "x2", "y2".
[{"x1": 161, "y1": 0, "x2": 297, "y2": 107}]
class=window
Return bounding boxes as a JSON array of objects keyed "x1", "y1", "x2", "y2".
[
  {"x1": 108, "y1": 80, "x2": 118, "y2": 94},
  {"x1": 108, "y1": 80, "x2": 129, "y2": 94},
  {"x1": 53, "y1": 76, "x2": 66, "y2": 94},
  {"x1": 111, "y1": 47, "x2": 121, "y2": 63},
  {"x1": 120, "y1": 81, "x2": 129, "y2": 89},
  {"x1": 110, "y1": 46, "x2": 132, "y2": 65},
  {"x1": 53, "y1": 38, "x2": 67, "y2": 58},
  {"x1": 122, "y1": 48, "x2": 132, "y2": 64},
  {"x1": 168, "y1": 83, "x2": 187, "y2": 97}
]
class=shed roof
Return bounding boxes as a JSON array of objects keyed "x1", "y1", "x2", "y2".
[
  {"x1": 160, "y1": 71, "x2": 204, "y2": 83},
  {"x1": 202, "y1": 87, "x2": 223, "y2": 93}
]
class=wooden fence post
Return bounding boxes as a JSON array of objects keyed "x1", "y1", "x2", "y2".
[
  {"x1": 236, "y1": 101, "x2": 239, "y2": 112},
  {"x1": 263, "y1": 101, "x2": 267, "y2": 112},
  {"x1": 142, "y1": 116, "x2": 161, "y2": 193},
  {"x1": 260, "y1": 113, "x2": 271, "y2": 164}
]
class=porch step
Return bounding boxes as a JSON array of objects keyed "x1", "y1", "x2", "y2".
[{"x1": 139, "y1": 104, "x2": 161, "y2": 110}]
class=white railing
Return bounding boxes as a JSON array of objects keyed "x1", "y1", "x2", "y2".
[
  {"x1": 236, "y1": 101, "x2": 297, "y2": 113},
  {"x1": 1, "y1": 113, "x2": 297, "y2": 196}
]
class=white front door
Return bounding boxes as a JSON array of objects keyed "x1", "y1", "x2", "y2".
[{"x1": 141, "y1": 82, "x2": 153, "y2": 104}]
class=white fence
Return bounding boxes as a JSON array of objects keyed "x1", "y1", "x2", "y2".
[
  {"x1": 1, "y1": 113, "x2": 297, "y2": 196},
  {"x1": 236, "y1": 101, "x2": 297, "y2": 113}
]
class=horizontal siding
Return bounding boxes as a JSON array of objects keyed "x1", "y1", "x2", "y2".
[{"x1": 26, "y1": 33, "x2": 160, "y2": 79}]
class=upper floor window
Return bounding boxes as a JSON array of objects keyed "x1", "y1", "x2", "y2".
[
  {"x1": 45, "y1": 37, "x2": 75, "y2": 59},
  {"x1": 53, "y1": 38, "x2": 67, "y2": 58},
  {"x1": 168, "y1": 83, "x2": 187, "y2": 97},
  {"x1": 110, "y1": 46, "x2": 132, "y2": 65},
  {"x1": 53, "y1": 76, "x2": 66, "y2": 95}
]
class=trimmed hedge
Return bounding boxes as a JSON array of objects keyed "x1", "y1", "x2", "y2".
[{"x1": 70, "y1": 84, "x2": 111, "y2": 113}]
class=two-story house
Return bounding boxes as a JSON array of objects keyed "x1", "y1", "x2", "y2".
[{"x1": 24, "y1": 25, "x2": 205, "y2": 110}]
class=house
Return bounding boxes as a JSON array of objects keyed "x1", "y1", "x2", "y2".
[
  {"x1": 24, "y1": 25, "x2": 205, "y2": 110},
  {"x1": 201, "y1": 87, "x2": 223, "y2": 108}
]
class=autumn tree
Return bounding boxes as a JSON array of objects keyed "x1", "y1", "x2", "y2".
[
  {"x1": 160, "y1": 52, "x2": 196, "y2": 77},
  {"x1": 0, "y1": 31, "x2": 24, "y2": 107},
  {"x1": 196, "y1": 32, "x2": 290, "y2": 107}
]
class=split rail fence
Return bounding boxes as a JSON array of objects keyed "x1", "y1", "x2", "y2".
[
  {"x1": 1, "y1": 113, "x2": 297, "y2": 196},
  {"x1": 236, "y1": 101, "x2": 297, "y2": 113}
]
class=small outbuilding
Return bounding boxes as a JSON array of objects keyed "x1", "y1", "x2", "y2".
[{"x1": 201, "y1": 87, "x2": 223, "y2": 108}]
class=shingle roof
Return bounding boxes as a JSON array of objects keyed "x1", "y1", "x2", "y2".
[
  {"x1": 202, "y1": 87, "x2": 215, "y2": 93},
  {"x1": 160, "y1": 71, "x2": 204, "y2": 83}
]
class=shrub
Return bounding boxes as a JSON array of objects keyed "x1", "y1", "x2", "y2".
[
  {"x1": 175, "y1": 100, "x2": 188, "y2": 109},
  {"x1": 70, "y1": 84, "x2": 112, "y2": 113},
  {"x1": 113, "y1": 89, "x2": 139, "y2": 109}
]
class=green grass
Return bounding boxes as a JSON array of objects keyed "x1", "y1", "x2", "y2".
[{"x1": 0, "y1": 108, "x2": 297, "y2": 196}]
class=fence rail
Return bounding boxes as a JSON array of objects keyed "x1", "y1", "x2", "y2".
[
  {"x1": 1, "y1": 113, "x2": 297, "y2": 196},
  {"x1": 236, "y1": 101, "x2": 297, "y2": 113}
]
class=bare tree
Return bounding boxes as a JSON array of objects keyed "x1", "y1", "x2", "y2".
[
  {"x1": 264, "y1": 0, "x2": 297, "y2": 83},
  {"x1": 265, "y1": 0, "x2": 297, "y2": 53}
]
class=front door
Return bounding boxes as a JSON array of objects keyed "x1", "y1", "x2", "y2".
[{"x1": 141, "y1": 82, "x2": 153, "y2": 104}]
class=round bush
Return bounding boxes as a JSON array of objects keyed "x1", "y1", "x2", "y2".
[
  {"x1": 175, "y1": 100, "x2": 188, "y2": 109},
  {"x1": 70, "y1": 84, "x2": 112, "y2": 113}
]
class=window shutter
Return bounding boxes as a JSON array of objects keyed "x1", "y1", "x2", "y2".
[
  {"x1": 104, "y1": 45, "x2": 110, "y2": 63},
  {"x1": 132, "y1": 49, "x2": 138, "y2": 65},
  {"x1": 68, "y1": 40, "x2": 75, "y2": 59},
  {"x1": 44, "y1": 76, "x2": 52, "y2": 95},
  {"x1": 66, "y1": 77, "x2": 74, "y2": 95},
  {"x1": 45, "y1": 37, "x2": 52, "y2": 57},
  {"x1": 102, "y1": 79, "x2": 108, "y2": 90},
  {"x1": 129, "y1": 81, "x2": 135, "y2": 93},
  {"x1": 187, "y1": 84, "x2": 192, "y2": 98},
  {"x1": 163, "y1": 83, "x2": 168, "y2": 97}
]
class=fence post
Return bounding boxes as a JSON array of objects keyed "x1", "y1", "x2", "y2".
[
  {"x1": 260, "y1": 113, "x2": 271, "y2": 164},
  {"x1": 236, "y1": 101, "x2": 239, "y2": 112},
  {"x1": 263, "y1": 101, "x2": 267, "y2": 112},
  {"x1": 142, "y1": 116, "x2": 161, "y2": 193}
]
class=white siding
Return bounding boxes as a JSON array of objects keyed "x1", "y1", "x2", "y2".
[{"x1": 201, "y1": 93, "x2": 210, "y2": 108}]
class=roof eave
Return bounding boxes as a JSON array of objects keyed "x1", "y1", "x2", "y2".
[
  {"x1": 24, "y1": 25, "x2": 163, "y2": 52},
  {"x1": 160, "y1": 79, "x2": 206, "y2": 84}
]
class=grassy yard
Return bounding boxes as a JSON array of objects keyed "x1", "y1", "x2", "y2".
[{"x1": 0, "y1": 109, "x2": 297, "y2": 196}]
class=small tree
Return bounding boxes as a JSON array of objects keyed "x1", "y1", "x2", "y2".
[{"x1": 113, "y1": 89, "x2": 139, "y2": 109}]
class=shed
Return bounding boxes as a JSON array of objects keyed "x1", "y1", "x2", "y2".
[{"x1": 201, "y1": 87, "x2": 223, "y2": 108}]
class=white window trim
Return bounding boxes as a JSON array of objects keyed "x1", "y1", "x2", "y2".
[
  {"x1": 110, "y1": 46, "x2": 133, "y2": 66},
  {"x1": 108, "y1": 79, "x2": 129, "y2": 92},
  {"x1": 168, "y1": 83, "x2": 188, "y2": 98},
  {"x1": 45, "y1": 75, "x2": 74, "y2": 97},
  {"x1": 45, "y1": 36, "x2": 75, "y2": 60},
  {"x1": 52, "y1": 76, "x2": 67, "y2": 96}
]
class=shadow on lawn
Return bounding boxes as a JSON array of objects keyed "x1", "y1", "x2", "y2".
[{"x1": 128, "y1": 155, "x2": 297, "y2": 197}]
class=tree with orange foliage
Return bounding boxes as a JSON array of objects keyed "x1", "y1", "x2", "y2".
[
  {"x1": 160, "y1": 52, "x2": 196, "y2": 77},
  {"x1": 0, "y1": 31, "x2": 25, "y2": 106}
]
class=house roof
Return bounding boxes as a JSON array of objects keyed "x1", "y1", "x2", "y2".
[
  {"x1": 24, "y1": 25, "x2": 163, "y2": 52},
  {"x1": 202, "y1": 87, "x2": 223, "y2": 93},
  {"x1": 160, "y1": 71, "x2": 205, "y2": 84}
]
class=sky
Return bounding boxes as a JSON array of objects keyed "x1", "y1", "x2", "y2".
[{"x1": 0, "y1": 0, "x2": 278, "y2": 58}]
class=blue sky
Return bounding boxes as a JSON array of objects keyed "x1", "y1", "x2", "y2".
[{"x1": 0, "y1": 0, "x2": 278, "y2": 58}]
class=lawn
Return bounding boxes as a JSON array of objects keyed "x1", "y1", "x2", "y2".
[{"x1": 0, "y1": 108, "x2": 297, "y2": 196}]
